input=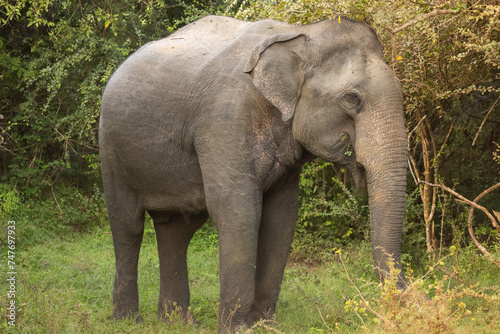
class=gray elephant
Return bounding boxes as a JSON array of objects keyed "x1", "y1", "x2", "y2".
[{"x1": 99, "y1": 15, "x2": 408, "y2": 332}]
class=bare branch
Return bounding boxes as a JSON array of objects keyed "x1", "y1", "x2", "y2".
[
  {"x1": 407, "y1": 114, "x2": 426, "y2": 187},
  {"x1": 419, "y1": 181, "x2": 500, "y2": 229},
  {"x1": 494, "y1": 211, "x2": 500, "y2": 224},
  {"x1": 435, "y1": 266, "x2": 467, "y2": 284},
  {"x1": 439, "y1": 118, "x2": 456, "y2": 153},
  {"x1": 419, "y1": 181, "x2": 500, "y2": 267},
  {"x1": 465, "y1": 182, "x2": 500, "y2": 262},
  {"x1": 473, "y1": 95, "x2": 500, "y2": 146},
  {"x1": 389, "y1": 9, "x2": 457, "y2": 34},
  {"x1": 467, "y1": 223, "x2": 493, "y2": 260},
  {"x1": 408, "y1": 158, "x2": 419, "y2": 186},
  {"x1": 468, "y1": 182, "x2": 500, "y2": 232},
  {"x1": 408, "y1": 114, "x2": 427, "y2": 139},
  {"x1": 315, "y1": 306, "x2": 335, "y2": 333}
]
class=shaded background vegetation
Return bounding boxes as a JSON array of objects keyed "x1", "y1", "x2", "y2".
[{"x1": 1, "y1": 0, "x2": 499, "y2": 263}]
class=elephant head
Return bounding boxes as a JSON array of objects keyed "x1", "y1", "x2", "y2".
[{"x1": 245, "y1": 20, "x2": 408, "y2": 288}]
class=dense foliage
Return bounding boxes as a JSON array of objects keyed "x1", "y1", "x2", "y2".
[
  {"x1": 1, "y1": 0, "x2": 499, "y2": 260},
  {"x1": 0, "y1": 0, "x2": 224, "y2": 196}
]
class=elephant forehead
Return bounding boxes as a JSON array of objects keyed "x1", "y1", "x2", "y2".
[
  {"x1": 306, "y1": 19, "x2": 383, "y2": 56},
  {"x1": 311, "y1": 46, "x2": 380, "y2": 79}
]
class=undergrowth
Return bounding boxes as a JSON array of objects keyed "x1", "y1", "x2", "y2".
[
  {"x1": 1, "y1": 185, "x2": 499, "y2": 333},
  {"x1": 2, "y1": 226, "x2": 499, "y2": 333},
  {"x1": 332, "y1": 246, "x2": 500, "y2": 334}
]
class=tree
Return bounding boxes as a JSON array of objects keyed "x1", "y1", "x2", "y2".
[{"x1": 0, "y1": 0, "x2": 222, "y2": 195}]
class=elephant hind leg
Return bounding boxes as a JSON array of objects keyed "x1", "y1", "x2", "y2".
[
  {"x1": 153, "y1": 211, "x2": 207, "y2": 322},
  {"x1": 108, "y1": 197, "x2": 145, "y2": 322}
]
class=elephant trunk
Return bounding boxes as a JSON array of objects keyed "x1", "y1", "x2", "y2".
[
  {"x1": 356, "y1": 90, "x2": 409, "y2": 289},
  {"x1": 366, "y1": 162, "x2": 408, "y2": 288}
]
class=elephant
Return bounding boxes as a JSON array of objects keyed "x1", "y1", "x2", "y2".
[{"x1": 99, "y1": 15, "x2": 408, "y2": 332}]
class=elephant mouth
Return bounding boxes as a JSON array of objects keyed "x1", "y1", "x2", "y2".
[
  {"x1": 331, "y1": 132, "x2": 366, "y2": 195},
  {"x1": 334, "y1": 161, "x2": 366, "y2": 196},
  {"x1": 349, "y1": 162, "x2": 367, "y2": 195}
]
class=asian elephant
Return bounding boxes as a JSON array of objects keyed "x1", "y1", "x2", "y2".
[{"x1": 99, "y1": 15, "x2": 408, "y2": 332}]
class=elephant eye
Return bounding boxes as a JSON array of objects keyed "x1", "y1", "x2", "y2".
[{"x1": 342, "y1": 91, "x2": 363, "y2": 112}]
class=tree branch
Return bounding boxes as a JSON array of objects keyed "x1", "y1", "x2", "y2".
[
  {"x1": 467, "y1": 182, "x2": 500, "y2": 232},
  {"x1": 419, "y1": 181, "x2": 500, "y2": 267},
  {"x1": 473, "y1": 95, "x2": 500, "y2": 146},
  {"x1": 389, "y1": 9, "x2": 457, "y2": 34},
  {"x1": 419, "y1": 181, "x2": 500, "y2": 230}
]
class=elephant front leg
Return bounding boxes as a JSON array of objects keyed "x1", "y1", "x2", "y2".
[
  {"x1": 153, "y1": 211, "x2": 207, "y2": 322},
  {"x1": 217, "y1": 232, "x2": 259, "y2": 332},
  {"x1": 249, "y1": 170, "x2": 300, "y2": 325},
  {"x1": 206, "y1": 185, "x2": 263, "y2": 333}
]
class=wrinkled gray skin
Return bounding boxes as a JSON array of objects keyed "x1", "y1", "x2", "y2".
[{"x1": 100, "y1": 15, "x2": 408, "y2": 332}]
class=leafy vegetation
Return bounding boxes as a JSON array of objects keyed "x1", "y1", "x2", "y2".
[
  {"x1": 1, "y1": 0, "x2": 499, "y2": 332},
  {"x1": 1, "y1": 0, "x2": 226, "y2": 196}
]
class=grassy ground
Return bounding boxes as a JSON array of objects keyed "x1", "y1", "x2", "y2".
[{"x1": 1, "y1": 218, "x2": 499, "y2": 333}]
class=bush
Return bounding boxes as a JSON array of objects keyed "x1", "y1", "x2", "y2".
[
  {"x1": 0, "y1": 0, "x2": 224, "y2": 196},
  {"x1": 339, "y1": 248, "x2": 500, "y2": 334},
  {"x1": 0, "y1": 183, "x2": 107, "y2": 252},
  {"x1": 297, "y1": 160, "x2": 369, "y2": 245},
  {"x1": 0, "y1": 183, "x2": 21, "y2": 219}
]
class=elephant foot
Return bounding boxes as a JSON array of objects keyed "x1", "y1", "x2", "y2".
[
  {"x1": 110, "y1": 311, "x2": 143, "y2": 324},
  {"x1": 218, "y1": 324, "x2": 250, "y2": 334},
  {"x1": 247, "y1": 303, "x2": 276, "y2": 326},
  {"x1": 159, "y1": 307, "x2": 197, "y2": 326}
]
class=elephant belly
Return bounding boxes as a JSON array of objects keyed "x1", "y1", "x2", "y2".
[
  {"x1": 117, "y1": 147, "x2": 207, "y2": 213},
  {"x1": 141, "y1": 185, "x2": 207, "y2": 214}
]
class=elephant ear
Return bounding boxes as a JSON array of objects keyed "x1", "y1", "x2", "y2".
[{"x1": 244, "y1": 33, "x2": 307, "y2": 122}]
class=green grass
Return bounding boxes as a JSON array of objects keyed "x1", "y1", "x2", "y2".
[
  {"x1": 1, "y1": 214, "x2": 499, "y2": 333},
  {"x1": 2, "y1": 222, "x2": 222, "y2": 333}
]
